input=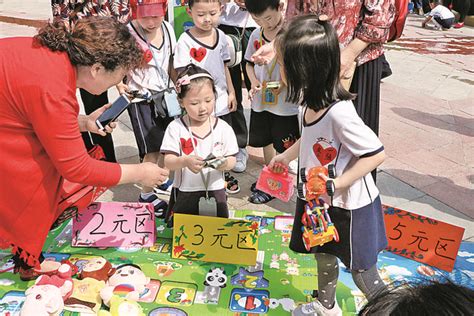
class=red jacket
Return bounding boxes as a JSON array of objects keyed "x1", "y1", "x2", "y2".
[{"x1": 0, "y1": 37, "x2": 121, "y2": 266}]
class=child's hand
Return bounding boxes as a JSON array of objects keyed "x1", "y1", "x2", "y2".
[
  {"x1": 228, "y1": 92, "x2": 237, "y2": 112},
  {"x1": 268, "y1": 154, "x2": 290, "y2": 173},
  {"x1": 185, "y1": 155, "x2": 205, "y2": 174},
  {"x1": 249, "y1": 81, "x2": 262, "y2": 101},
  {"x1": 317, "y1": 172, "x2": 340, "y2": 192}
]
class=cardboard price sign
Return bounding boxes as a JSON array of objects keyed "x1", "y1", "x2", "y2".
[
  {"x1": 383, "y1": 205, "x2": 464, "y2": 272},
  {"x1": 172, "y1": 214, "x2": 259, "y2": 265},
  {"x1": 72, "y1": 202, "x2": 155, "y2": 248}
]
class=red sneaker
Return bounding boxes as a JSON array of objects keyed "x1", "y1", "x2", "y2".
[{"x1": 454, "y1": 22, "x2": 464, "y2": 29}]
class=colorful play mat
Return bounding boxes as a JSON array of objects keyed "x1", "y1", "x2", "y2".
[{"x1": 1, "y1": 209, "x2": 473, "y2": 315}]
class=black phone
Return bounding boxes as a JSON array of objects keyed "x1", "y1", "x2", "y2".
[{"x1": 95, "y1": 95, "x2": 131, "y2": 131}]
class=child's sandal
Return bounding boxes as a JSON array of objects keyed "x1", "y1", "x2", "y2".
[
  {"x1": 250, "y1": 181, "x2": 257, "y2": 193},
  {"x1": 248, "y1": 190, "x2": 274, "y2": 204},
  {"x1": 225, "y1": 172, "x2": 240, "y2": 194}
]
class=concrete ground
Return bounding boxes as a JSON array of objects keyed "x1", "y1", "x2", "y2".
[{"x1": 1, "y1": 2, "x2": 473, "y2": 240}]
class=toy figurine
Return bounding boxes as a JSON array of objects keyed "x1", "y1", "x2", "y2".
[{"x1": 202, "y1": 267, "x2": 227, "y2": 304}]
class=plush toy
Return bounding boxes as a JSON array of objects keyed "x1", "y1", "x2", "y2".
[
  {"x1": 100, "y1": 264, "x2": 150, "y2": 306},
  {"x1": 78, "y1": 257, "x2": 115, "y2": 282},
  {"x1": 98, "y1": 295, "x2": 145, "y2": 316},
  {"x1": 34, "y1": 259, "x2": 78, "y2": 277},
  {"x1": 64, "y1": 277, "x2": 106, "y2": 314},
  {"x1": 20, "y1": 263, "x2": 74, "y2": 316}
]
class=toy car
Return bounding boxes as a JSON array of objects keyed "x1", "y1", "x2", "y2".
[{"x1": 300, "y1": 166, "x2": 339, "y2": 251}]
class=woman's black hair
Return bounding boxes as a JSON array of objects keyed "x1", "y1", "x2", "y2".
[
  {"x1": 176, "y1": 64, "x2": 216, "y2": 99},
  {"x1": 277, "y1": 15, "x2": 353, "y2": 111},
  {"x1": 359, "y1": 278, "x2": 474, "y2": 316}
]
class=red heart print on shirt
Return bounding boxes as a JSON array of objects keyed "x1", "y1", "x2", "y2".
[
  {"x1": 180, "y1": 138, "x2": 198, "y2": 155},
  {"x1": 254, "y1": 40, "x2": 265, "y2": 51},
  {"x1": 190, "y1": 47, "x2": 207, "y2": 62},
  {"x1": 313, "y1": 143, "x2": 337, "y2": 166}
]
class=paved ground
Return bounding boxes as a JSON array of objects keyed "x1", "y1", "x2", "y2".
[{"x1": 1, "y1": 1, "x2": 473, "y2": 240}]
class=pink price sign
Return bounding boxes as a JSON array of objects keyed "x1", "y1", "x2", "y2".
[{"x1": 72, "y1": 202, "x2": 155, "y2": 248}]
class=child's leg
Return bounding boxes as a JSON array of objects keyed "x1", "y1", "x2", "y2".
[
  {"x1": 262, "y1": 144, "x2": 276, "y2": 165},
  {"x1": 314, "y1": 253, "x2": 339, "y2": 309},
  {"x1": 351, "y1": 265, "x2": 387, "y2": 301}
]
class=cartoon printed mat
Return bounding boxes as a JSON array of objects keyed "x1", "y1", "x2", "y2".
[{"x1": 0, "y1": 209, "x2": 473, "y2": 316}]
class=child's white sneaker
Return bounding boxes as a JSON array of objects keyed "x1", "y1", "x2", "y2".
[{"x1": 292, "y1": 299, "x2": 342, "y2": 316}]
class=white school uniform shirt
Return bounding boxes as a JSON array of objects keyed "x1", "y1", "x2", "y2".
[
  {"x1": 160, "y1": 117, "x2": 239, "y2": 192},
  {"x1": 174, "y1": 29, "x2": 231, "y2": 117},
  {"x1": 299, "y1": 100, "x2": 384, "y2": 210},
  {"x1": 127, "y1": 21, "x2": 176, "y2": 93},
  {"x1": 244, "y1": 27, "x2": 299, "y2": 116},
  {"x1": 429, "y1": 5, "x2": 455, "y2": 20},
  {"x1": 220, "y1": 2, "x2": 258, "y2": 28}
]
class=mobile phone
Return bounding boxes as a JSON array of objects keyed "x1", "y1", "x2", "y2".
[{"x1": 95, "y1": 95, "x2": 131, "y2": 131}]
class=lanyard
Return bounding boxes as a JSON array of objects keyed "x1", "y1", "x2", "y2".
[
  {"x1": 136, "y1": 22, "x2": 172, "y2": 89},
  {"x1": 259, "y1": 30, "x2": 277, "y2": 80},
  {"x1": 186, "y1": 116, "x2": 215, "y2": 199}
]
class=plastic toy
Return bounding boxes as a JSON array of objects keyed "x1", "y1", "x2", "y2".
[
  {"x1": 299, "y1": 165, "x2": 339, "y2": 250},
  {"x1": 256, "y1": 165, "x2": 294, "y2": 202},
  {"x1": 202, "y1": 267, "x2": 227, "y2": 304}
]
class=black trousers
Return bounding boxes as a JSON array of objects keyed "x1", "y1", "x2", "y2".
[
  {"x1": 80, "y1": 89, "x2": 117, "y2": 162},
  {"x1": 218, "y1": 24, "x2": 255, "y2": 149},
  {"x1": 350, "y1": 56, "x2": 383, "y2": 182}
]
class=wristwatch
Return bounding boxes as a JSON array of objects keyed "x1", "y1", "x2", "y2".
[{"x1": 326, "y1": 179, "x2": 335, "y2": 197}]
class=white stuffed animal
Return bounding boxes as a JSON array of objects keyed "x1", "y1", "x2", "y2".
[{"x1": 20, "y1": 263, "x2": 74, "y2": 316}]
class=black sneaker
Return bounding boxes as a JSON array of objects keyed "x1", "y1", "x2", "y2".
[{"x1": 139, "y1": 194, "x2": 168, "y2": 218}]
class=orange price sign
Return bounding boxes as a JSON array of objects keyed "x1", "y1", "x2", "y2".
[{"x1": 383, "y1": 205, "x2": 465, "y2": 272}]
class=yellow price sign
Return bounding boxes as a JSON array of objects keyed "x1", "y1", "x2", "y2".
[{"x1": 172, "y1": 214, "x2": 259, "y2": 266}]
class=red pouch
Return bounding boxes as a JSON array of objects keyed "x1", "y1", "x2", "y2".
[{"x1": 256, "y1": 165, "x2": 294, "y2": 202}]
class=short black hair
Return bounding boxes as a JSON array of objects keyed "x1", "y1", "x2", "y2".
[
  {"x1": 276, "y1": 15, "x2": 353, "y2": 111},
  {"x1": 188, "y1": 0, "x2": 221, "y2": 9},
  {"x1": 245, "y1": 0, "x2": 280, "y2": 15},
  {"x1": 176, "y1": 64, "x2": 216, "y2": 99},
  {"x1": 360, "y1": 279, "x2": 474, "y2": 316}
]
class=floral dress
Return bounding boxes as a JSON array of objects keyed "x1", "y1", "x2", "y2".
[{"x1": 51, "y1": 0, "x2": 131, "y2": 28}]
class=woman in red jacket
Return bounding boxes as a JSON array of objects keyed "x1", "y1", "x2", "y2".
[{"x1": 0, "y1": 17, "x2": 168, "y2": 274}]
